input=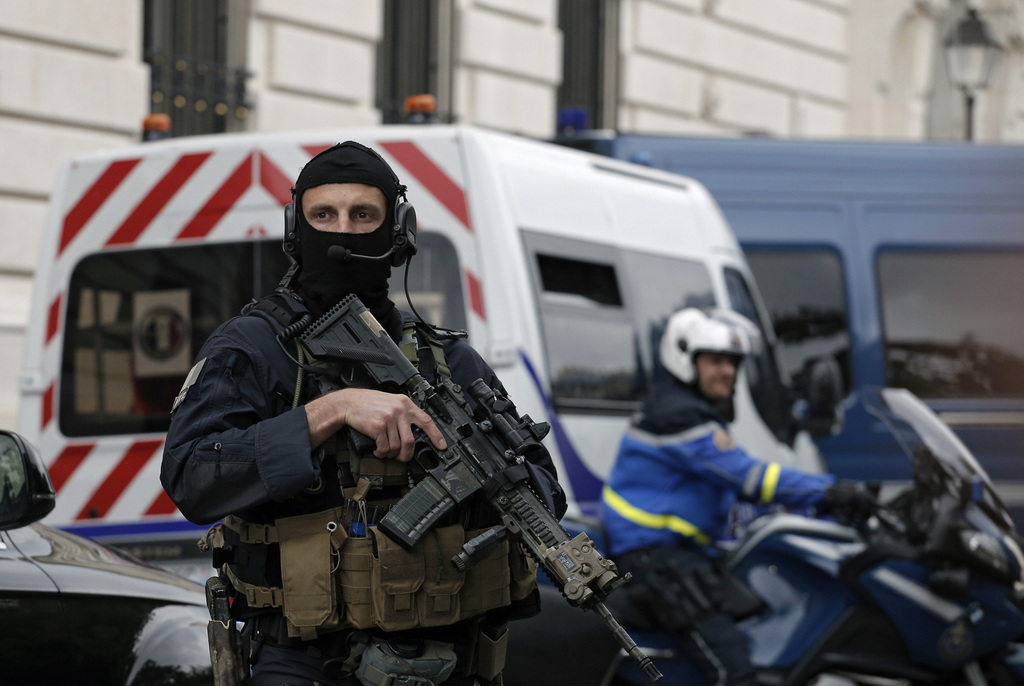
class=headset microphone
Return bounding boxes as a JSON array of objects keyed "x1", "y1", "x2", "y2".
[{"x1": 327, "y1": 244, "x2": 396, "y2": 263}]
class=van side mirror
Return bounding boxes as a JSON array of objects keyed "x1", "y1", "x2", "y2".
[
  {"x1": 0, "y1": 431, "x2": 56, "y2": 530},
  {"x1": 793, "y1": 356, "x2": 845, "y2": 438}
]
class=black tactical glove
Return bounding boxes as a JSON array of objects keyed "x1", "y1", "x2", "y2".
[{"x1": 821, "y1": 480, "x2": 877, "y2": 523}]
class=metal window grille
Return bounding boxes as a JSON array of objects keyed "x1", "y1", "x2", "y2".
[
  {"x1": 376, "y1": 0, "x2": 454, "y2": 124},
  {"x1": 143, "y1": 0, "x2": 250, "y2": 137},
  {"x1": 558, "y1": 0, "x2": 618, "y2": 132}
]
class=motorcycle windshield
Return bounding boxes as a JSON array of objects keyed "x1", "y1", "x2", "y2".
[{"x1": 863, "y1": 387, "x2": 1015, "y2": 534}]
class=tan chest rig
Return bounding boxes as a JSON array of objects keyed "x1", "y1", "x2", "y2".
[{"x1": 204, "y1": 320, "x2": 538, "y2": 641}]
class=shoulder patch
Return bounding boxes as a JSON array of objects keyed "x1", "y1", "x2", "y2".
[
  {"x1": 712, "y1": 428, "x2": 735, "y2": 452},
  {"x1": 171, "y1": 357, "x2": 206, "y2": 413}
]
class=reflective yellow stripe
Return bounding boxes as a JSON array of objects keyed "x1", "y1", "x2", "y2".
[
  {"x1": 602, "y1": 486, "x2": 711, "y2": 546},
  {"x1": 761, "y1": 462, "x2": 781, "y2": 504}
]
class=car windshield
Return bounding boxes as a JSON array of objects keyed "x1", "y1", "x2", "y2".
[{"x1": 863, "y1": 387, "x2": 1014, "y2": 533}]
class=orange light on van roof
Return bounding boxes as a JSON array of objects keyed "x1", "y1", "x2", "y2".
[
  {"x1": 143, "y1": 113, "x2": 172, "y2": 132},
  {"x1": 405, "y1": 94, "x2": 437, "y2": 115}
]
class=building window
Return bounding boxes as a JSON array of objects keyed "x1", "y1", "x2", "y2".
[
  {"x1": 377, "y1": 0, "x2": 453, "y2": 124},
  {"x1": 143, "y1": 0, "x2": 250, "y2": 137},
  {"x1": 558, "y1": 0, "x2": 618, "y2": 133}
]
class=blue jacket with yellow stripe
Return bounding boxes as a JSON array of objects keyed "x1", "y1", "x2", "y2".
[{"x1": 602, "y1": 378, "x2": 834, "y2": 557}]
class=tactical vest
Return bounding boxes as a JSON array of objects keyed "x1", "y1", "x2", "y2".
[{"x1": 204, "y1": 294, "x2": 538, "y2": 641}]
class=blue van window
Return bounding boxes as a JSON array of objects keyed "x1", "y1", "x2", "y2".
[
  {"x1": 878, "y1": 250, "x2": 1024, "y2": 398},
  {"x1": 744, "y1": 249, "x2": 851, "y2": 397}
]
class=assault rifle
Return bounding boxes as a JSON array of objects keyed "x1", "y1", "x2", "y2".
[{"x1": 297, "y1": 294, "x2": 662, "y2": 683}]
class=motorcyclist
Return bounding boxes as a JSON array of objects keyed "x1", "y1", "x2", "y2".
[{"x1": 602, "y1": 307, "x2": 874, "y2": 685}]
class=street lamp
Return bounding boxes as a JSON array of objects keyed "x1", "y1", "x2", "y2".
[{"x1": 943, "y1": 7, "x2": 1003, "y2": 141}]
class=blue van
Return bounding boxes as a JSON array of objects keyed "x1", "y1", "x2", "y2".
[{"x1": 557, "y1": 133, "x2": 1024, "y2": 517}]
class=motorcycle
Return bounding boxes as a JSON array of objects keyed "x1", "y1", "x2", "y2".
[{"x1": 606, "y1": 387, "x2": 1024, "y2": 685}]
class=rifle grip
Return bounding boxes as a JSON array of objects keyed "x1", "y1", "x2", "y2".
[{"x1": 348, "y1": 428, "x2": 377, "y2": 454}]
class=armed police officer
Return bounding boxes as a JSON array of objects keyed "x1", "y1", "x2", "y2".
[
  {"x1": 601, "y1": 308, "x2": 873, "y2": 686},
  {"x1": 161, "y1": 141, "x2": 565, "y2": 686}
]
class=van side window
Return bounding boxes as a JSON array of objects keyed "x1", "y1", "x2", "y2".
[
  {"x1": 537, "y1": 255, "x2": 622, "y2": 306},
  {"x1": 723, "y1": 268, "x2": 794, "y2": 444},
  {"x1": 527, "y1": 232, "x2": 714, "y2": 412},
  {"x1": 878, "y1": 250, "x2": 1024, "y2": 398},
  {"x1": 744, "y1": 249, "x2": 852, "y2": 398}
]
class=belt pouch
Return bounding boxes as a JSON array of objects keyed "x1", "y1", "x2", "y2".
[
  {"x1": 276, "y1": 509, "x2": 341, "y2": 640},
  {"x1": 474, "y1": 622, "x2": 509, "y2": 682}
]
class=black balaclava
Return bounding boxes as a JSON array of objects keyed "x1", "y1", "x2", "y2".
[{"x1": 292, "y1": 142, "x2": 402, "y2": 331}]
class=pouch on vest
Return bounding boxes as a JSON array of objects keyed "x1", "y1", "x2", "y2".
[
  {"x1": 508, "y1": 541, "x2": 538, "y2": 603},
  {"x1": 370, "y1": 526, "x2": 457, "y2": 631},
  {"x1": 276, "y1": 508, "x2": 342, "y2": 639}
]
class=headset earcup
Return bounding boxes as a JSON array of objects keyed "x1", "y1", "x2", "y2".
[
  {"x1": 391, "y1": 202, "x2": 418, "y2": 267},
  {"x1": 283, "y1": 203, "x2": 299, "y2": 264}
]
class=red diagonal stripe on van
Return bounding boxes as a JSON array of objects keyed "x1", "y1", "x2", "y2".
[
  {"x1": 378, "y1": 141, "x2": 471, "y2": 230},
  {"x1": 466, "y1": 269, "x2": 485, "y2": 321},
  {"x1": 76, "y1": 439, "x2": 164, "y2": 520},
  {"x1": 145, "y1": 489, "x2": 179, "y2": 516},
  {"x1": 46, "y1": 293, "x2": 62, "y2": 345},
  {"x1": 49, "y1": 443, "x2": 94, "y2": 493},
  {"x1": 42, "y1": 383, "x2": 54, "y2": 430},
  {"x1": 106, "y1": 152, "x2": 210, "y2": 246},
  {"x1": 177, "y1": 154, "x2": 253, "y2": 239},
  {"x1": 259, "y1": 153, "x2": 293, "y2": 206},
  {"x1": 59, "y1": 158, "x2": 140, "y2": 256},
  {"x1": 303, "y1": 143, "x2": 334, "y2": 159}
]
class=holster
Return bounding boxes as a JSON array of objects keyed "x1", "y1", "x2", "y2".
[{"x1": 206, "y1": 576, "x2": 245, "y2": 686}]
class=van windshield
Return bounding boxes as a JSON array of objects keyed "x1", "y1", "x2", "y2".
[
  {"x1": 59, "y1": 233, "x2": 464, "y2": 437},
  {"x1": 723, "y1": 267, "x2": 796, "y2": 445}
]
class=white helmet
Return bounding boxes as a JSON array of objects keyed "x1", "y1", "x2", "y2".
[{"x1": 660, "y1": 308, "x2": 757, "y2": 384}]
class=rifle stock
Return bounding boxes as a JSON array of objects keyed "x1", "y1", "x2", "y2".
[{"x1": 298, "y1": 295, "x2": 662, "y2": 683}]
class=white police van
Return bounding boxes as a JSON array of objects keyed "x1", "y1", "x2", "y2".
[{"x1": 19, "y1": 125, "x2": 829, "y2": 564}]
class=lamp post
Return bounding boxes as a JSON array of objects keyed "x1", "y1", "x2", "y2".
[{"x1": 943, "y1": 7, "x2": 1003, "y2": 141}]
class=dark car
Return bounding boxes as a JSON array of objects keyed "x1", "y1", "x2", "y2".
[{"x1": 0, "y1": 430, "x2": 213, "y2": 685}]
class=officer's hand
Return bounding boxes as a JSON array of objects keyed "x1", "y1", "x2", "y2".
[
  {"x1": 821, "y1": 480, "x2": 877, "y2": 523},
  {"x1": 307, "y1": 388, "x2": 446, "y2": 462}
]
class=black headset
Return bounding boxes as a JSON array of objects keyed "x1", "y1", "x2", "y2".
[{"x1": 283, "y1": 142, "x2": 418, "y2": 268}]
